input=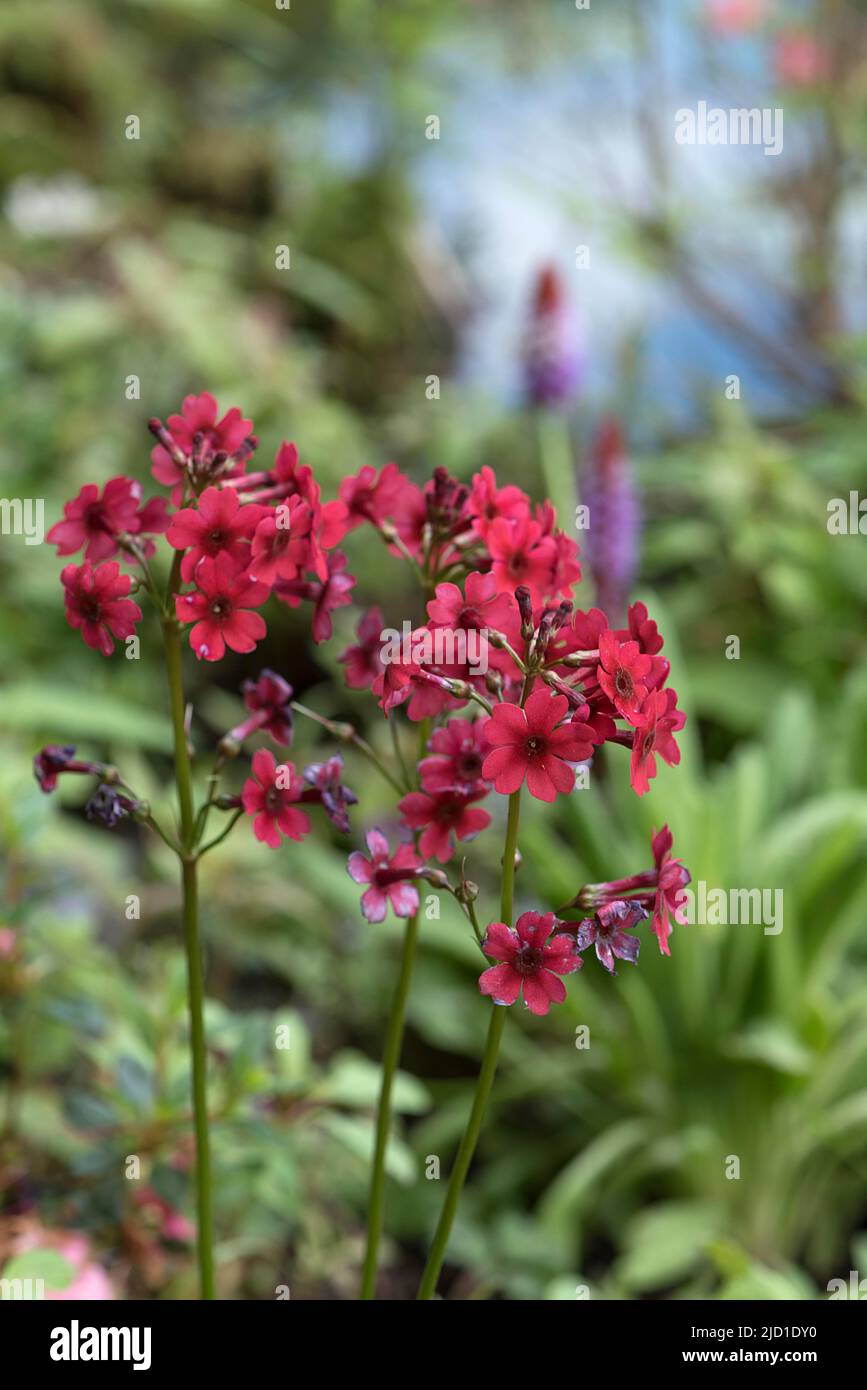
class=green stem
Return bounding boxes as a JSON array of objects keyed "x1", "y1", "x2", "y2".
[
  {"x1": 388, "y1": 713, "x2": 412, "y2": 791},
  {"x1": 417, "y1": 789, "x2": 521, "y2": 1300},
  {"x1": 416, "y1": 1005, "x2": 506, "y2": 1300},
  {"x1": 181, "y1": 856, "x2": 215, "y2": 1300},
  {"x1": 500, "y1": 789, "x2": 521, "y2": 924},
  {"x1": 360, "y1": 909, "x2": 420, "y2": 1299},
  {"x1": 198, "y1": 808, "x2": 244, "y2": 858},
  {"x1": 162, "y1": 615, "x2": 215, "y2": 1300},
  {"x1": 291, "y1": 701, "x2": 406, "y2": 797}
]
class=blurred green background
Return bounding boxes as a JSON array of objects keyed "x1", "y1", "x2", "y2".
[{"x1": 2, "y1": 0, "x2": 867, "y2": 1300}]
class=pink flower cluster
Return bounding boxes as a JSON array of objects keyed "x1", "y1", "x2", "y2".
[
  {"x1": 45, "y1": 390, "x2": 692, "y2": 1018},
  {"x1": 50, "y1": 394, "x2": 353, "y2": 663},
  {"x1": 337, "y1": 456, "x2": 684, "y2": 801},
  {"x1": 332, "y1": 456, "x2": 691, "y2": 1015}
]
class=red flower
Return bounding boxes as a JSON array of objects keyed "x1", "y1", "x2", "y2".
[
  {"x1": 248, "y1": 496, "x2": 314, "y2": 587},
  {"x1": 47, "y1": 477, "x2": 169, "y2": 563},
  {"x1": 628, "y1": 687, "x2": 686, "y2": 796},
  {"x1": 241, "y1": 749, "x2": 310, "y2": 848},
  {"x1": 419, "y1": 717, "x2": 490, "y2": 793},
  {"x1": 546, "y1": 526, "x2": 582, "y2": 597},
  {"x1": 619, "y1": 600, "x2": 663, "y2": 656},
  {"x1": 274, "y1": 550, "x2": 355, "y2": 644},
  {"x1": 151, "y1": 392, "x2": 253, "y2": 499},
  {"x1": 481, "y1": 687, "x2": 597, "y2": 801},
  {"x1": 597, "y1": 629, "x2": 652, "y2": 720},
  {"x1": 33, "y1": 746, "x2": 102, "y2": 793},
  {"x1": 468, "y1": 465, "x2": 528, "y2": 541},
  {"x1": 370, "y1": 643, "x2": 421, "y2": 714},
  {"x1": 650, "y1": 824, "x2": 691, "y2": 955},
  {"x1": 61, "y1": 561, "x2": 142, "y2": 657},
  {"x1": 426, "y1": 570, "x2": 519, "y2": 673},
  {"x1": 339, "y1": 463, "x2": 414, "y2": 531},
  {"x1": 398, "y1": 788, "x2": 490, "y2": 862},
  {"x1": 228, "y1": 670, "x2": 294, "y2": 746},
  {"x1": 347, "y1": 828, "x2": 421, "y2": 922},
  {"x1": 167, "y1": 486, "x2": 265, "y2": 582},
  {"x1": 339, "y1": 607, "x2": 386, "y2": 690},
  {"x1": 479, "y1": 911, "x2": 582, "y2": 1016},
  {"x1": 301, "y1": 755, "x2": 357, "y2": 834},
  {"x1": 571, "y1": 900, "x2": 647, "y2": 974},
  {"x1": 547, "y1": 605, "x2": 608, "y2": 669},
  {"x1": 175, "y1": 554, "x2": 269, "y2": 662},
  {"x1": 487, "y1": 514, "x2": 557, "y2": 601}
]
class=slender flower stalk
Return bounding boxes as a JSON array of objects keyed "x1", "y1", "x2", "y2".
[
  {"x1": 358, "y1": 721, "x2": 430, "y2": 1299},
  {"x1": 360, "y1": 910, "x2": 420, "y2": 1299},
  {"x1": 416, "y1": 789, "x2": 521, "y2": 1300},
  {"x1": 162, "y1": 609, "x2": 215, "y2": 1300}
]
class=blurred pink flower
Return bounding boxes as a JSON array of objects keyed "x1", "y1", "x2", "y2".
[
  {"x1": 15, "y1": 1228, "x2": 114, "y2": 1300},
  {"x1": 774, "y1": 30, "x2": 830, "y2": 86},
  {"x1": 705, "y1": 0, "x2": 768, "y2": 36}
]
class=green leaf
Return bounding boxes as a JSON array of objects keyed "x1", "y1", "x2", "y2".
[
  {"x1": 723, "y1": 1021, "x2": 814, "y2": 1076},
  {"x1": 718, "y1": 1263, "x2": 816, "y2": 1300},
  {"x1": 318, "y1": 1111, "x2": 416, "y2": 1185},
  {"x1": 3, "y1": 683, "x2": 171, "y2": 751},
  {"x1": 537, "y1": 1120, "x2": 651, "y2": 1240},
  {"x1": 617, "y1": 1202, "x2": 721, "y2": 1293},
  {"x1": 310, "y1": 1050, "x2": 431, "y2": 1114},
  {"x1": 116, "y1": 1055, "x2": 155, "y2": 1109},
  {"x1": 1, "y1": 1249, "x2": 75, "y2": 1292}
]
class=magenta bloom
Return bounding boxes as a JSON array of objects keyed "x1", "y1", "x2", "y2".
[
  {"x1": 151, "y1": 392, "x2": 253, "y2": 498},
  {"x1": 47, "y1": 477, "x2": 169, "y2": 563},
  {"x1": 571, "y1": 900, "x2": 647, "y2": 975},
  {"x1": 479, "y1": 911, "x2": 582, "y2": 1016},
  {"x1": 482, "y1": 688, "x2": 597, "y2": 801},
  {"x1": 61, "y1": 561, "x2": 142, "y2": 657},
  {"x1": 274, "y1": 550, "x2": 355, "y2": 645},
  {"x1": 241, "y1": 749, "x2": 310, "y2": 848},
  {"x1": 34, "y1": 746, "x2": 102, "y2": 793},
  {"x1": 338, "y1": 463, "x2": 414, "y2": 531},
  {"x1": 597, "y1": 629, "x2": 652, "y2": 720},
  {"x1": 426, "y1": 570, "x2": 519, "y2": 675},
  {"x1": 175, "y1": 554, "x2": 269, "y2": 662},
  {"x1": 347, "y1": 828, "x2": 421, "y2": 923},
  {"x1": 650, "y1": 824, "x2": 691, "y2": 955},
  {"x1": 398, "y1": 788, "x2": 490, "y2": 863},
  {"x1": 468, "y1": 465, "x2": 529, "y2": 542},
  {"x1": 302, "y1": 755, "x2": 357, "y2": 834},
  {"x1": 338, "y1": 606, "x2": 386, "y2": 690},
  {"x1": 228, "y1": 669, "x2": 294, "y2": 746},
  {"x1": 618, "y1": 600, "x2": 664, "y2": 656},
  {"x1": 487, "y1": 514, "x2": 558, "y2": 602},
  {"x1": 167, "y1": 486, "x2": 265, "y2": 582},
  {"x1": 249, "y1": 496, "x2": 314, "y2": 586},
  {"x1": 628, "y1": 687, "x2": 686, "y2": 796},
  {"x1": 419, "y1": 717, "x2": 490, "y2": 793}
]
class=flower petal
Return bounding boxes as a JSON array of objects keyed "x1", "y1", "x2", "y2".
[{"x1": 478, "y1": 962, "x2": 521, "y2": 1005}]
